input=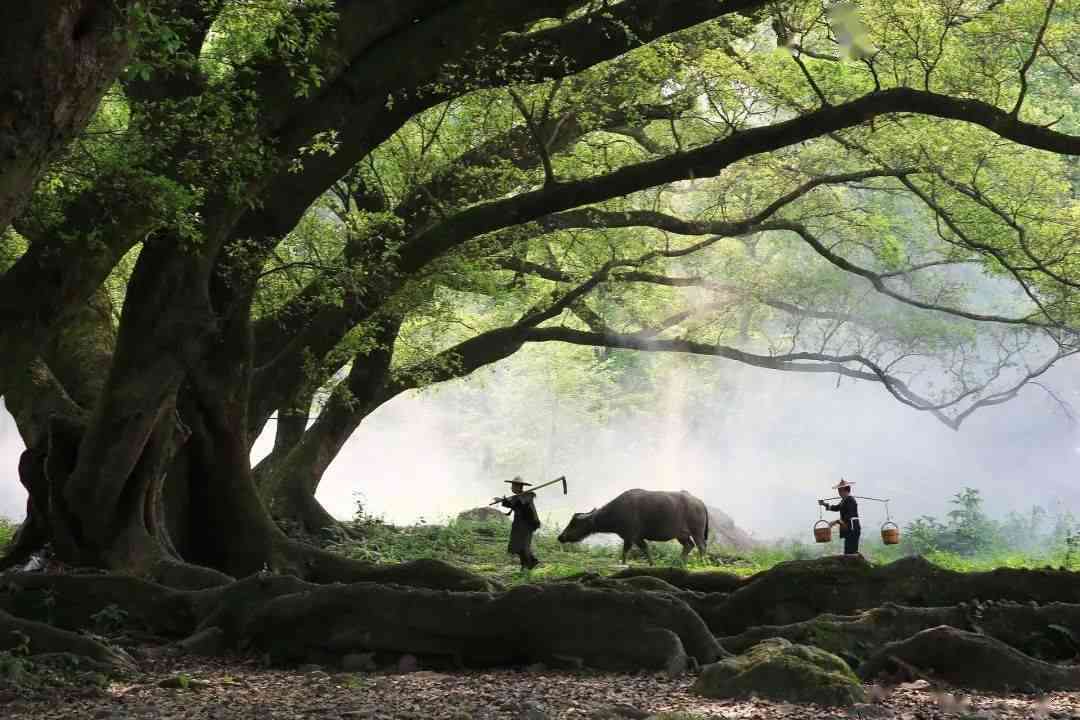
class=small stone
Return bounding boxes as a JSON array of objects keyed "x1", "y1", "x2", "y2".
[{"x1": 899, "y1": 679, "x2": 931, "y2": 690}]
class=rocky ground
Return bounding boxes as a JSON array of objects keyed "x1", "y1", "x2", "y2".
[{"x1": 5, "y1": 655, "x2": 1080, "y2": 720}]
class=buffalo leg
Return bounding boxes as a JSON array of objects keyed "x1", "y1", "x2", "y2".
[
  {"x1": 677, "y1": 537, "x2": 694, "y2": 564},
  {"x1": 692, "y1": 528, "x2": 708, "y2": 564},
  {"x1": 636, "y1": 539, "x2": 653, "y2": 565},
  {"x1": 621, "y1": 539, "x2": 633, "y2": 564}
]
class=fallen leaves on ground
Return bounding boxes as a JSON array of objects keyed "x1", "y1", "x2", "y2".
[{"x1": 5, "y1": 654, "x2": 1080, "y2": 719}]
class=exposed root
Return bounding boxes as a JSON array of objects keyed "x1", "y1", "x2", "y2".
[
  {"x1": 237, "y1": 581, "x2": 723, "y2": 672},
  {"x1": 0, "y1": 608, "x2": 135, "y2": 671},
  {"x1": 719, "y1": 603, "x2": 968, "y2": 665},
  {"x1": 703, "y1": 555, "x2": 1080, "y2": 635},
  {"x1": 0, "y1": 572, "x2": 195, "y2": 635},
  {"x1": 611, "y1": 567, "x2": 742, "y2": 594},
  {"x1": 4, "y1": 556, "x2": 1080, "y2": 685},
  {"x1": 148, "y1": 559, "x2": 234, "y2": 590},
  {"x1": 284, "y1": 542, "x2": 499, "y2": 591},
  {"x1": 858, "y1": 625, "x2": 1080, "y2": 692}
]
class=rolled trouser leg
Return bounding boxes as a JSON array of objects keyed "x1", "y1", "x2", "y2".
[{"x1": 844, "y1": 531, "x2": 861, "y2": 554}]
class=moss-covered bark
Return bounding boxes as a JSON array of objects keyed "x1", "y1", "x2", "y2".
[
  {"x1": 699, "y1": 555, "x2": 1080, "y2": 635},
  {"x1": 0, "y1": 571, "x2": 718, "y2": 673},
  {"x1": 718, "y1": 604, "x2": 969, "y2": 665},
  {"x1": 858, "y1": 625, "x2": 1080, "y2": 692},
  {"x1": 693, "y1": 638, "x2": 866, "y2": 706},
  {"x1": 0, "y1": 608, "x2": 135, "y2": 672}
]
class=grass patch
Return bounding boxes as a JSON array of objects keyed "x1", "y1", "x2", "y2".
[
  {"x1": 330, "y1": 511, "x2": 1080, "y2": 587},
  {"x1": 0, "y1": 517, "x2": 17, "y2": 553},
  {"x1": 332, "y1": 514, "x2": 766, "y2": 586}
]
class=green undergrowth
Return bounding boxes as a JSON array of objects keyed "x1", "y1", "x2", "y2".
[
  {"x1": 329, "y1": 513, "x2": 1080, "y2": 587},
  {"x1": 0, "y1": 517, "x2": 16, "y2": 552},
  {"x1": 331, "y1": 513, "x2": 761, "y2": 586}
]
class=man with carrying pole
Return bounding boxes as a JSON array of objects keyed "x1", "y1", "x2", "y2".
[
  {"x1": 820, "y1": 479, "x2": 861, "y2": 555},
  {"x1": 492, "y1": 475, "x2": 567, "y2": 571}
]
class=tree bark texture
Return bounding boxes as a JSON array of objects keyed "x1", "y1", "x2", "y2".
[
  {"x1": 0, "y1": 1, "x2": 134, "y2": 230},
  {"x1": 0, "y1": 572, "x2": 721, "y2": 674}
]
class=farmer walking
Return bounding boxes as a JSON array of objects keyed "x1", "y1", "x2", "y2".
[
  {"x1": 497, "y1": 476, "x2": 542, "y2": 570},
  {"x1": 820, "y1": 479, "x2": 861, "y2": 555}
]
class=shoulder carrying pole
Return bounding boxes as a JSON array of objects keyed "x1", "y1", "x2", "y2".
[{"x1": 490, "y1": 475, "x2": 567, "y2": 505}]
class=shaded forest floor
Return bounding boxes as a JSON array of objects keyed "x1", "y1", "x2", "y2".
[
  {"x1": 6, "y1": 653, "x2": 1080, "y2": 720},
  {"x1": 6, "y1": 517, "x2": 1080, "y2": 718}
]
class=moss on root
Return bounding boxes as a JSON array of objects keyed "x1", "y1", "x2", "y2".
[{"x1": 692, "y1": 638, "x2": 866, "y2": 706}]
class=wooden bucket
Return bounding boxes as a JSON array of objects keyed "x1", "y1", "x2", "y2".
[
  {"x1": 813, "y1": 520, "x2": 832, "y2": 543},
  {"x1": 881, "y1": 521, "x2": 900, "y2": 545}
]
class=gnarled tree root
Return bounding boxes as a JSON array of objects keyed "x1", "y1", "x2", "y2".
[
  {"x1": 858, "y1": 625, "x2": 1080, "y2": 692},
  {"x1": 235, "y1": 581, "x2": 723, "y2": 672},
  {"x1": 0, "y1": 572, "x2": 196, "y2": 635},
  {"x1": 720, "y1": 600, "x2": 1080, "y2": 666},
  {"x1": 718, "y1": 603, "x2": 968, "y2": 665},
  {"x1": 971, "y1": 600, "x2": 1080, "y2": 661},
  {"x1": 0, "y1": 608, "x2": 135, "y2": 672},
  {"x1": 610, "y1": 567, "x2": 743, "y2": 594},
  {"x1": 291, "y1": 550, "x2": 499, "y2": 591},
  {"x1": 698, "y1": 555, "x2": 1080, "y2": 635},
  {"x1": 1, "y1": 572, "x2": 721, "y2": 672}
]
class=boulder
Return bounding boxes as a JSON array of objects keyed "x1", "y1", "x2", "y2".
[
  {"x1": 692, "y1": 638, "x2": 867, "y2": 706},
  {"x1": 705, "y1": 506, "x2": 757, "y2": 552},
  {"x1": 456, "y1": 507, "x2": 508, "y2": 523}
]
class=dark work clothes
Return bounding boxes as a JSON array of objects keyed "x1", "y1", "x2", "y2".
[
  {"x1": 502, "y1": 492, "x2": 540, "y2": 568},
  {"x1": 827, "y1": 494, "x2": 861, "y2": 554},
  {"x1": 843, "y1": 531, "x2": 860, "y2": 555}
]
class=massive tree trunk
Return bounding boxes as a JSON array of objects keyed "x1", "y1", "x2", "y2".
[{"x1": 4, "y1": 0, "x2": 1077, "y2": 605}]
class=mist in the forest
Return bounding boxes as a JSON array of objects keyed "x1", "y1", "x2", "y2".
[
  {"x1": 3, "y1": 353, "x2": 1079, "y2": 537},
  {"x1": 268, "y1": 349, "x2": 1080, "y2": 539},
  {"x1": 0, "y1": 399, "x2": 25, "y2": 521}
]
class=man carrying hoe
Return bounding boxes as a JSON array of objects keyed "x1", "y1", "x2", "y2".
[
  {"x1": 497, "y1": 476, "x2": 541, "y2": 570},
  {"x1": 820, "y1": 479, "x2": 861, "y2": 555}
]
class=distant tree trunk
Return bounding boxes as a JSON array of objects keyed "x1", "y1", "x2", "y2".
[{"x1": 255, "y1": 317, "x2": 402, "y2": 536}]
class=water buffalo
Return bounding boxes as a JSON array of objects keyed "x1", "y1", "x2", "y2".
[{"x1": 557, "y1": 489, "x2": 709, "y2": 564}]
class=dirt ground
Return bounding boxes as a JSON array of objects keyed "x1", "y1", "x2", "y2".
[{"x1": 5, "y1": 655, "x2": 1080, "y2": 720}]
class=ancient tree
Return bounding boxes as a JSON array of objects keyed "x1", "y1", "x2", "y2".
[{"x1": 0, "y1": 0, "x2": 1078, "y2": 581}]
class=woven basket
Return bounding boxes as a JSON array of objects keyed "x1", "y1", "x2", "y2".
[{"x1": 813, "y1": 520, "x2": 832, "y2": 543}]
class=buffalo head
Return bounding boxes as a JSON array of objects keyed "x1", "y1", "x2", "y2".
[{"x1": 557, "y1": 509, "x2": 597, "y2": 543}]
